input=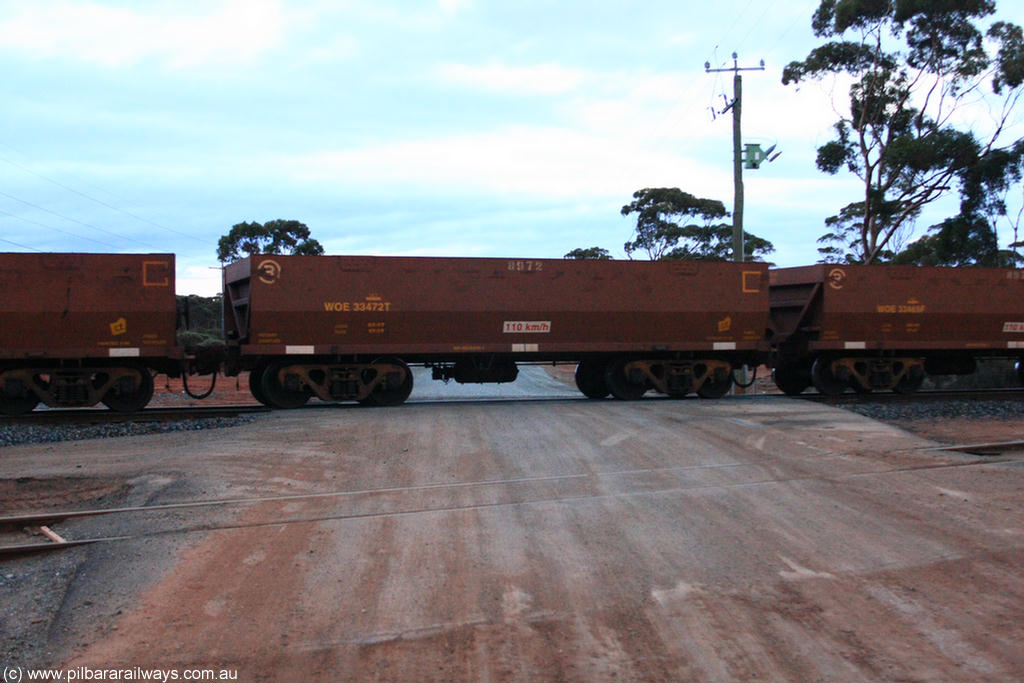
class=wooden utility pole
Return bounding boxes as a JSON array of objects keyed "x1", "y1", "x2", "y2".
[
  {"x1": 705, "y1": 53, "x2": 764, "y2": 263},
  {"x1": 706, "y1": 53, "x2": 766, "y2": 394}
]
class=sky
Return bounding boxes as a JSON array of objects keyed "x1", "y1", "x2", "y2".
[{"x1": 1, "y1": 0, "x2": 1023, "y2": 295}]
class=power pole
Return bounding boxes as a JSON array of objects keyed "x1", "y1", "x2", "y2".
[
  {"x1": 705, "y1": 53, "x2": 764, "y2": 263},
  {"x1": 706, "y1": 53, "x2": 766, "y2": 395}
]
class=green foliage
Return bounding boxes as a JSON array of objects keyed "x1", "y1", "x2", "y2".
[
  {"x1": 990, "y1": 21, "x2": 1024, "y2": 93},
  {"x1": 894, "y1": 216, "x2": 1023, "y2": 266},
  {"x1": 216, "y1": 219, "x2": 325, "y2": 263},
  {"x1": 564, "y1": 247, "x2": 613, "y2": 260},
  {"x1": 620, "y1": 188, "x2": 774, "y2": 261},
  {"x1": 894, "y1": 137, "x2": 1024, "y2": 266},
  {"x1": 784, "y1": 1, "x2": 1024, "y2": 264},
  {"x1": 175, "y1": 294, "x2": 223, "y2": 347},
  {"x1": 177, "y1": 329, "x2": 221, "y2": 347}
]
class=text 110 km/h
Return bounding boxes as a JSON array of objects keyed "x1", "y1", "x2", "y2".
[{"x1": 503, "y1": 320, "x2": 552, "y2": 334}]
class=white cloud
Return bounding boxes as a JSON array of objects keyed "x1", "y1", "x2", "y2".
[
  {"x1": 176, "y1": 263, "x2": 224, "y2": 297},
  {"x1": 438, "y1": 0, "x2": 472, "y2": 16},
  {"x1": 0, "y1": 0, "x2": 292, "y2": 68},
  {"x1": 275, "y1": 124, "x2": 731, "y2": 201},
  {"x1": 437, "y1": 62, "x2": 588, "y2": 96}
]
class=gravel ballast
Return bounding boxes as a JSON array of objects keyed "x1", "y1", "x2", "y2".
[
  {"x1": 843, "y1": 399, "x2": 1024, "y2": 423},
  {"x1": 0, "y1": 416, "x2": 255, "y2": 449}
]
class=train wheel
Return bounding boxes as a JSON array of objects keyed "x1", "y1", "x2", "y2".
[
  {"x1": 367, "y1": 360, "x2": 413, "y2": 407},
  {"x1": 102, "y1": 368, "x2": 155, "y2": 412},
  {"x1": 0, "y1": 373, "x2": 39, "y2": 415},
  {"x1": 261, "y1": 363, "x2": 311, "y2": 409},
  {"x1": 248, "y1": 364, "x2": 273, "y2": 407},
  {"x1": 697, "y1": 369, "x2": 733, "y2": 399},
  {"x1": 772, "y1": 362, "x2": 811, "y2": 396},
  {"x1": 574, "y1": 360, "x2": 610, "y2": 399},
  {"x1": 895, "y1": 365, "x2": 925, "y2": 394},
  {"x1": 0, "y1": 394, "x2": 38, "y2": 415},
  {"x1": 810, "y1": 358, "x2": 848, "y2": 396},
  {"x1": 604, "y1": 358, "x2": 647, "y2": 400},
  {"x1": 851, "y1": 380, "x2": 873, "y2": 395}
]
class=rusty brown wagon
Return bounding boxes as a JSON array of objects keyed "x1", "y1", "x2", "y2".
[
  {"x1": 769, "y1": 264, "x2": 1024, "y2": 395},
  {"x1": 222, "y1": 255, "x2": 771, "y2": 408},
  {"x1": 0, "y1": 253, "x2": 182, "y2": 414}
]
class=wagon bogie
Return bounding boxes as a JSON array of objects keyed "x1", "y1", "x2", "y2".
[
  {"x1": 0, "y1": 364, "x2": 155, "y2": 413},
  {"x1": 805, "y1": 355, "x2": 926, "y2": 395},
  {"x1": 255, "y1": 358, "x2": 414, "y2": 409},
  {"x1": 569, "y1": 355, "x2": 737, "y2": 400}
]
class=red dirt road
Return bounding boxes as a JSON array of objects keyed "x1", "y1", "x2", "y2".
[{"x1": 3, "y1": 395, "x2": 1023, "y2": 681}]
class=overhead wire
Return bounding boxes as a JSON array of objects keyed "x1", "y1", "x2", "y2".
[
  {"x1": 0, "y1": 208, "x2": 122, "y2": 250},
  {"x1": 0, "y1": 140, "x2": 218, "y2": 253},
  {"x1": 0, "y1": 235, "x2": 43, "y2": 251},
  {"x1": 0, "y1": 150, "x2": 216, "y2": 247},
  {"x1": 605, "y1": 2, "x2": 784, "y2": 199},
  {"x1": 0, "y1": 189, "x2": 158, "y2": 250},
  {"x1": 736, "y1": 2, "x2": 781, "y2": 49},
  {"x1": 763, "y1": 8, "x2": 812, "y2": 60},
  {"x1": 724, "y1": 0, "x2": 757, "y2": 38}
]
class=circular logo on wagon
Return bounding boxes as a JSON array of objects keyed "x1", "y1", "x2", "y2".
[
  {"x1": 257, "y1": 259, "x2": 281, "y2": 285},
  {"x1": 827, "y1": 267, "x2": 846, "y2": 290}
]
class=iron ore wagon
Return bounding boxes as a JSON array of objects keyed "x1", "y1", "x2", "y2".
[
  {"x1": 222, "y1": 255, "x2": 771, "y2": 408},
  {"x1": 769, "y1": 264, "x2": 1024, "y2": 395},
  {"x1": 0, "y1": 253, "x2": 181, "y2": 414}
]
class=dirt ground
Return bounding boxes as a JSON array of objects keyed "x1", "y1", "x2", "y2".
[
  {"x1": 2, "y1": 373, "x2": 1023, "y2": 682},
  {"x1": 150, "y1": 372, "x2": 259, "y2": 407},
  {"x1": 898, "y1": 416, "x2": 1024, "y2": 445}
]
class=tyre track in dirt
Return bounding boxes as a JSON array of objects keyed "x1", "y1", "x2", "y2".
[{"x1": 3, "y1": 394, "x2": 1021, "y2": 681}]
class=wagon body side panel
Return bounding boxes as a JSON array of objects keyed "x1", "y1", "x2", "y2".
[{"x1": 231, "y1": 255, "x2": 770, "y2": 359}]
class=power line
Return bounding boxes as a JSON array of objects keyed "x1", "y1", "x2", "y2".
[
  {"x1": 0, "y1": 208, "x2": 122, "y2": 250},
  {"x1": 736, "y1": 2, "x2": 778, "y2": 47},
  {"x1": 0, "y1": 141, "x2": 217, "y2": 247},
  {"x1": 725, "y1": 0, "x2": 757, "y2": 38},
  {"x1": 763, "y1": 10, "x2": 810, "y2": 58},
  {"x1": 0, "y1": 235, "x2": 43, "y2": 252},
  {"x1": 0, "y1": 190, "x2": 157, "y2": 250}
]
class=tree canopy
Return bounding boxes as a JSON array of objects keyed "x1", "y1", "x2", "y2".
[
  {"x1": 564, "y1": 246, "x2": 613, "y2": 260},
  {"x1": 782, "y1": 0, "x2": 1024, "y2": 265},
  {"x1": 620, "y1": 188, "x2": 774, "y2": 262},
  {"x1": 216, "y1": 219, "x2": 325, "y2": 263}
]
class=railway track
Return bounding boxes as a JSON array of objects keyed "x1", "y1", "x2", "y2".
[
  {"x1": 0, "y1": 404, "x2": 269, "y2": 425},
  {"x1": 799, "y1": 387, "x2": 1024, "y2": 404},
  {"x1": 0, "y1": 387, "x2": 1020, "y2": 431},
  {"x1": 3, "y1": 449, "x2": 1022, "y2": 558},
  {"x1": 1, "y1": 388, "x2": 1020, "y2": 425}
]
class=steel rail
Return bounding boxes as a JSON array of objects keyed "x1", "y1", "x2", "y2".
[
  {"x1": 3, "y1": 454, "x2": 1021, "y2": 558},
  {"x1": 0, "y1": 404, "x2": 269, "y2": 425},
  {"x1": 799, "y1": 388, "x2": 1024, "y2": 404}
]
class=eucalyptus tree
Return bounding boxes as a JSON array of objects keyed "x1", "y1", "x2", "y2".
[
  {"x1": 782, "y1": 0, "x2": 1024, "y2": 264},
  {"x1": 620, "y1": 187, "x2": 774, "y2": 261},
  {"x1": 217, "y1": 219, "x2": 325, "y2": 263}
]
